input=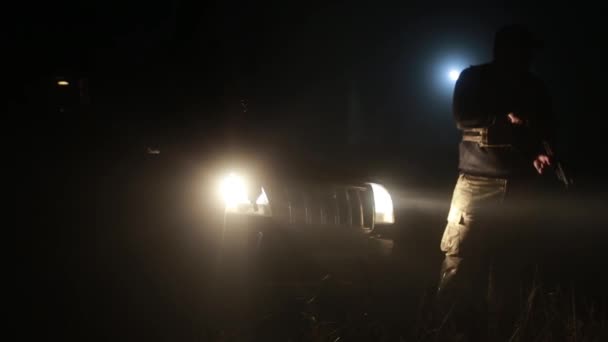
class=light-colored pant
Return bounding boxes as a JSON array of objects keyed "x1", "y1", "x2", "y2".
[
  {"x1": 440, "y1": 173, "x2": 508, "y2": 261},
  {"x1": 437, "y1": 173, "x2": 520, "y2": 338}
]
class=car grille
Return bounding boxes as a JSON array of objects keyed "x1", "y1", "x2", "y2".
[{"x1": 265, "y1": 182, "x2": 376, "y2": 232}]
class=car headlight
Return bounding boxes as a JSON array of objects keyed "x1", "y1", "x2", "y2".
[
  {"x1": 219, "y1": 173, "x2": 250, "y2": 209},
  {"x1": 219, "y1": 172, "x2": 271, "y2": 216},
  {"x1": 369, "y1": 183, "x2": 394, "y2": 224}
]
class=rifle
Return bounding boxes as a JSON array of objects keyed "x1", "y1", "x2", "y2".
[{"x1": 542, "y1": 140, "x2": 573, "y2": 189}]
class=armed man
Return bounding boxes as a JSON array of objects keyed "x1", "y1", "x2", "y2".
[{"x1": 435, "y1": 25, "x2": 557, "y2": 340}]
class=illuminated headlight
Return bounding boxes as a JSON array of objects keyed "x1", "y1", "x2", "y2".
[
  {"x1": 219, "y1": 172, "x2": 271, "y2": 216},
  {"x1": 369, "y1": 183, "x2": 394, "y2": 224},
  {"x1": 220, "y1": 173, "x2": 249, "y2": 209}
]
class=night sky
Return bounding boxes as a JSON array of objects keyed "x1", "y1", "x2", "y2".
[
  {"x1": 16, "y1": 2, "x2": 608, "y2": 340},
  {"x1": 18, "y1": 2, "x2": 606, "y2": 177}
]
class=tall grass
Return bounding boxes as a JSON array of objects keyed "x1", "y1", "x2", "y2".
[{"x1": 208, "y1": 270, "x2": 607, "y2": 341}]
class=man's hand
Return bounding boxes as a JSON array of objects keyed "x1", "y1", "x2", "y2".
[
  {"x1": 508, "y1": 113, "x2": 551, "y2": 175},
  {"x1": 533, "y1": 154, "x2": 551, "y2": 174},
  {"x1": 507, "y1": 112, "x2": 525, "y2": 126}
]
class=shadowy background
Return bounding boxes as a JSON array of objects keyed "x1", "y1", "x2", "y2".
[{"x1": 14, "y1": 1, "x2": 607, "y2": 340}]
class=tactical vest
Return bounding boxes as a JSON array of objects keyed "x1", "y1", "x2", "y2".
[{"x1": 458, "y1": 116, "x2": 519, "y2": 148}]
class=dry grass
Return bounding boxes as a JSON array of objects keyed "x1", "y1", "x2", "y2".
[{"x1": 208, "y1": 269, "x2": 607, "y2": 342}]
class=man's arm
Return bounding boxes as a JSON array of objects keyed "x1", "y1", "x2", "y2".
[
  {"x1": 531, "y1": 82, "x2": 557, "y2": 175},
  {"x1": 509, "y1": 79, "x2": 559, "y2": 176}
]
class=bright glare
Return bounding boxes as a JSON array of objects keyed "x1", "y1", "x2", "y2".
[
  {"x1": 369, "y1": 183, "x2": 394, "y2": 224},
  {"x1": 449, "y1": 70, "x2": 460, "y2": 81},
  {"x1": 57, "y1": 80, "x2": 69, "y2": 86},
  {"x1": 219, "y1": 173, "x2": 249, "y2": 208},
  {"x1": 256, "y1": 188, "x2": 269, "y2": 205}
]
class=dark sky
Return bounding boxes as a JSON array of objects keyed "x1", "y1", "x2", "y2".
[{"x1": 16, "y1": 1, "x2": 607, "y2": 183}]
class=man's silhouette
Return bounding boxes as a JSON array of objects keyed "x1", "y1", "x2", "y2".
[{"x1": 436, "y1": 25, "x2": 555, "y2": 340}]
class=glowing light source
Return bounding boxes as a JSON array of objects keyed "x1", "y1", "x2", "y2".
[
  {"x1": 448, "y1": 69, "x2": 460, "y2": 81},
  {"x1": 219, "y1": 173, "x2": 249, "y2": 209},
  {"x1": 57, "y1": 80, "x2": 69, "y2": 86},
  {"x1": 449, "y1": 69, "x2": 460, "y2": 81},
  {"x1": 256, "y1": 188, "x2": 269, "y2": 205},
  {"x1": 369, "y1": 183, "x2": 394, "y2": 224}
]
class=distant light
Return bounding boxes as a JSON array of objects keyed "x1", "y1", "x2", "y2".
[
  {"x1": 449, "y1": 70, "x2": 460, "y2": 81},
  {"x1": 146, "y1": 147, "x2": 160, "y2": 155},
  {"x1": 57, "y1": 80, "x2": 69, "y2": 86}
]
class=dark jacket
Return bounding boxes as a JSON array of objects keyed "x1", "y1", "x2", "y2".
[{"x1": 453, "y1": 63, "x2": 554, "y2": 178}]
